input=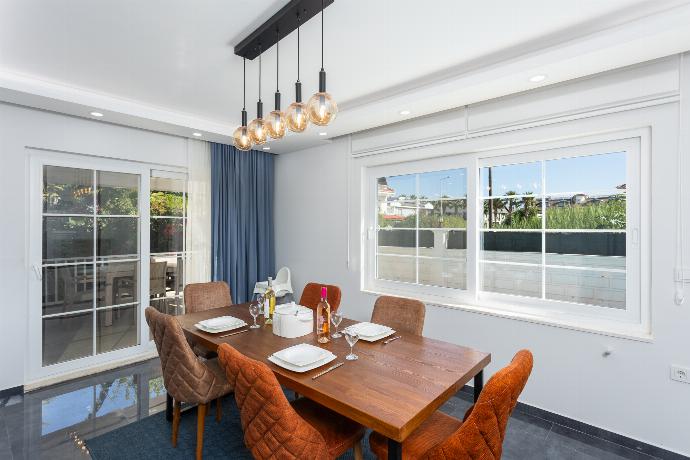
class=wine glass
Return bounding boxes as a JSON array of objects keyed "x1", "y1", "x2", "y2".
[
  {"x1": 256, "y1": 293, "x2": 265, "y2": 322},
  {"x1": 249, "y1": 301, "x2": 260, "y2": 329},
  {"x1": 331, "y1": 312, "x2": 343, "y2": 338},
  {"x1": 344, "y1": 331, "x2": 359, "y2": 361}
]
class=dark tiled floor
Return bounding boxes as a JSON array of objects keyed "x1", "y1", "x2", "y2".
[{"x1": 0, "y1": 358, "x2": 674, "y2": 459}]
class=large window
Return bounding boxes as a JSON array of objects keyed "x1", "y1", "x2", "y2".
[{"x1": 365, "y1": 136, "x2": 645, "y2": 332}]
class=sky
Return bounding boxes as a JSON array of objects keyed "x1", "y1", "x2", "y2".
[{"x1": 384, "y1": 152, "x2": 626, "y2": 199}]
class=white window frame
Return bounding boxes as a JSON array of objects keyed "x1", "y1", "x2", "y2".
[{"x1": 362, "y1": 131, "x2": 650, "y2": 338}]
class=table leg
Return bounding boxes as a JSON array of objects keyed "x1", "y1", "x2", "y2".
[
  {"x1": 474, "y1": 370, "x2": 484, "y2": 402},
  {"x1": 166, "y1": 392, "x2": 173, "y2": 422},
  {"x1": 388, "y1": 439, "x2": 402, "y2": 460}
]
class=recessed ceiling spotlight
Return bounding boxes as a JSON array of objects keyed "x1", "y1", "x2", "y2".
[
  {"x1": 399, "y1": 110, "x2": 411, "y2": 115},
  {"x1": 319, "y1": 132, "x2": 327, "y2": 136},
  {"x1": 192, "y1": 132, "x2": 202, "y2": 137},
  {"x1": 263, "y1": 146, "x2": 271, "y2": 150},
  {"x1": 90, "y1": 111, "x2": 104, "y2": 117},
  {"x1": 529, "y1": 74, "x2": 547, "y2": 83}
]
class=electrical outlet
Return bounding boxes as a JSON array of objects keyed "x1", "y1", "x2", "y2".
[{"x1": 671, "y1": 365, "x2": 690, "y2": 383}]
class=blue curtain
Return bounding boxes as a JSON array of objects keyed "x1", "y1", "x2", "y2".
[{"x1": 211, "y1": 143, "x2": 275, "y2": 303}]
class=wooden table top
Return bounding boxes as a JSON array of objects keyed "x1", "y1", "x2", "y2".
[{"x1": 177, "y1": 304, "x2": 491, "y2": 442}]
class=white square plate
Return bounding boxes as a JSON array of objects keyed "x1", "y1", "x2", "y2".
[
  {"x1": 272, "y1": 343, "x2": 331, "y2": 367},
  {"x1": 268, "y1": 353, "x2": 336, "y2": 373},
  {"x1": 198, "y1": 316, "x2": 243, "y2": 330},
  {"x1": 344, "y1": 322, "x2": 393, "y2": 338},
  {"x1": 195, "y1": 319, "x2": 247, "y2": 334},
  {"x1": 356, "y1": 329, "x2": 396, "y2": 342}
]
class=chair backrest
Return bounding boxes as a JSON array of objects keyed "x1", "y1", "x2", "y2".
[
  {"x1": 426, "y1": 350, "x2": 534, "y2": 459},
  {"x1": 183, "y1": 281, "x2": 233, "y2": 313},
  {"x1": 217, "y1": 343, "x2": 330, "y2": 459},
  {"x1": 299, "y1": 282, "x2": 342, "y2": 312},
  {"x1": 371, "y1": 295, "x2": 426, "y2": 336},
  {"x1": 145, "y1": 307, "x2": 223, "y2": 404},
  {"x1": 149, "y1": 261, "x2": 168, "y2": 295}
]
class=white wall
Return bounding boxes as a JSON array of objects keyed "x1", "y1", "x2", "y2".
[
  {"x1": 275, "y1": 56, "x2": 690, "y2": 456},
  {"x1": 0, "y1": 103, "x2": 190, "y2": 391}
]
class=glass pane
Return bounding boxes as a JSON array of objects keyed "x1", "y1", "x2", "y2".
[
  {"x1": 376, "y1": 255, "x2": 416, "y2": 283},
  {"x1": 480, "y1": 262, "x2": 542, "y2": 298},
  {"x1": 43, "y1": 217, "x2": 94, "y2": 263},
  {"x1": 43, "y1": 166, "x2": 93, "y2": 214},
  {"x1": 150, "y1": 255, "x2": 183, "y2": 299},
  {"x1": 96, "y1": 171, "x2": 139, "y2": 215},
  {"x1": 150, "y1": 218, "x2": 183, "y2": 253},
  {"x1": 377, "y1": 229, "x2": 417, "y2": 255},
  {"x1": 94, "y1": 376, "x2": 138, "y2": 418},
  {"x1": 97, "y1": 305, "x2": 138, "y2": 354},
  {"x1": 42, "y1": 312, "x2": 93, "y2": 366},
  {"x1": 148, "y1": 376, "x2": 167, "y2": 415},
  {"x1": 546, "y1": 232, "x2": 626, "y2": 270},
  {"x1": 150, "y1": 296, "x2": 185, "y2": 316},
  {"x1": 151, "y1": 177, "x2": 185, "y2": 217},
  {"x1": 482, "y1": 196, "x2": 542, "y2": 229},
  {"x1": 545, "y1": 268, "x2": 625, "y2": 309},
  {"x1": 97, "y1": 217, "x2": 138, "y2": 259},
  {"x1": 42, "y1": 265, "x2": 93, "y2": 315},
  {"x1": 419, "y1": 258, "x2": 466, "y2": 289},
  {"x1": 545, "y1": 152, "x2": 626, "y2": 196},
  {"x1": 418, "y1": 169, "x2": 467, "y2": 200},
  {"x1": 419, "y1": 199, "x2": 467, "y2": 228},
  {"x1": 480, "y1": 161, "x2": 541, "y2": 197},
  {"x1": 41, "y1": 386, "x2": 93, "y2": 435},
  {"x1": 97, "y1": 262, "x2": 138, "y2": 307},
  {"x1": 417, "y1": 230, "x2": 466, "y2": 259},
  {"x1": 546, "y1": 195, "x2": 625, "y2": 229},
  {"x1": 480, "y1": 231, "x2": 542, "y2": 265},
  {"x1": 377, "y1": 174, "x2": 416, "y2": 228}
]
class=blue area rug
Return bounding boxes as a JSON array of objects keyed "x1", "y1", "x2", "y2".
[{"x1": 87, "y1": 396, "x2": 376, "y2": 459}]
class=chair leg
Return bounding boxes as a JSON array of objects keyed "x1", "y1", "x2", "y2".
[
  {"x1": 215, "y1": 397, "x2": 222, "y2": 422},
  {"x1": 171, "y1": 400, "x2": 181, "y2": 448},
  {"x1": 196, "y1": 403, "x2": 207, "y2": 460},
  {"x1": 353, "y1": 440, "x2": 363, "y2": 460}
]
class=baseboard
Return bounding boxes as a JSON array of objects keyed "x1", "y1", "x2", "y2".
[
  {"x1": 0, "y1": 385, "x2": 23, "y2": 399},
  {"x1": 456, "y1": 385, "x2": 688, "y2": 460}
]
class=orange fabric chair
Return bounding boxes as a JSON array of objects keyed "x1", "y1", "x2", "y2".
[
  {"x1": 371, "y1": 295, "x2": 426, "y2": 336},
  {"x1": 217, "y1": 343, "x2": 364, "y2": 460},
  {"x1": 299, "y1": 282, "x2": 342, "y2": 312},
  {"x1": 184, "y1": 281, "x2": 233, "y2": 312},
  {"x1": 369, "y1": 350, "x2": 533, "y2": 459}
]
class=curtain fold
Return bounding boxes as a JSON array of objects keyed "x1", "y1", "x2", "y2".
[
  {"x1": 211, "y1": 143, "x2": 275, "y2": 303},
  {"x1": 186, "y1": 139, "x2": 212, "y2": 285}
]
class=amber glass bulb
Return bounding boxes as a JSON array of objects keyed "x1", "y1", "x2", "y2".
[
  {"x1": 307, "y1": 92, "x2": 337, "y2": 126},
  {"x1": 266, "y1": 110, "x2": 287, "y2": 139},
  {"x1": 233, "y1": 126, "x2": 252, "y2": 151},
  {"x1": 286, "y1": 102, "x2": 309, "y2": 132},
  {"x1": 248, "y1": 117, "x2": 268, "y2": 145}
]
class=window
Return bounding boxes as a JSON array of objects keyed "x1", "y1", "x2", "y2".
[
  {"x1": 149, "y1": 174, "x2": 188, "y2": 316},
  {"x1": 365, "y1": 136, "x2": 645, "y2": 333}
]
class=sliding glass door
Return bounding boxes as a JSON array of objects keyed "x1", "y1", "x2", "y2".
[{"x1": 41, "y1": 165, "x2": 141, "y2": 366}]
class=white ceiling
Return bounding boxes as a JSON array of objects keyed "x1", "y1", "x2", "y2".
[{"x1": 1, "y1": 0, "x2": 690, "y2": 153}]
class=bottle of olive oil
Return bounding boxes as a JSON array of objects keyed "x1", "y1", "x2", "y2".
[{"x1": 264, "y1": 277, "x2": 276, "y2": 325}]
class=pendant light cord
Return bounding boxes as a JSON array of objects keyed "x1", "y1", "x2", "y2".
[
  {"x1": 297, "y1": 15, "x2": 301, "y2": 82},
  {"x1": 276, "y1": 29, "x2": 280, "y2": 91},
  {"x1": 243, "y1": 57, "x2": 246, "y2": 109},
  {"x1": 258, "y1": 45, "x2": 262, "y2": 102},
  {"x1": 321, "y1": 0, "x2": 324, "y2": 70}
]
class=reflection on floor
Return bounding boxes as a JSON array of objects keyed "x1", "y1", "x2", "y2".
[{"x1": 0, "y1": 358, "x2": 673, "y2": 460}]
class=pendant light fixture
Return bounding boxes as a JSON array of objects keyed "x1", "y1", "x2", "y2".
[
  {"x1": 307, "y1": 0, "x2": 337, "y2": 126},
  {"x1": 248, "y1": 46, "x2": 268, "y2": 145},
  {"x1": 286, "y1": 15, "x2": 309, "y2": 133},
  {"x1": 233, "y1": 58, "x2": 253, "y2": 151},
  {"x1": 267, "y1": 29, "x2": 287, "y2": 139}
]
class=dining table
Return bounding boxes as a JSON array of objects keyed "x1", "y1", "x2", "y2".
[{"x1": 175, "y1": 304, "x2": 491, "y2": 460}]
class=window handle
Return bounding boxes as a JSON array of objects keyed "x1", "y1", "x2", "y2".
[{"x1": 32, "y1": 264, "x2": 42, "y2": 281}]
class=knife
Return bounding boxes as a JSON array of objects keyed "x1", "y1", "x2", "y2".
[
  {"x1": 218, "y1": 329, "x2": 249, "y2": 338},
  {"x1": 312, "y1": 362, "x2": 344, "y2": 380},
  {"x1": 383, "y1": 336, "x2": 401, "y2": 345}
]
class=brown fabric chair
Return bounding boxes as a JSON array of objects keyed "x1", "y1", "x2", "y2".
[
  {"x1": 371, "y1": 295, "x2": 426, "y2": 336},
  {"x1": 184, "y1": 281, "x2": 233, "y2": 312},
  {"x1": 183, "y1": 281, "x2": 233, "y2": 359},
  {"x1": 145, "y1": 307, "x2": 233, "y2": 460},
  {"x1": 217, "y1": 343, "x2": 365, "y2": 460},
  {"x1": 299, "y1": 282, "x2": 342, "y2": 312},
  {"x1": 369, "y1": 350, "x2": 533, "y2": 459}
]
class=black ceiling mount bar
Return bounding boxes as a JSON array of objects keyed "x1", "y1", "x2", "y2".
[{"x1": 234, "y1": 0, "x2": 334, "y2": 60}]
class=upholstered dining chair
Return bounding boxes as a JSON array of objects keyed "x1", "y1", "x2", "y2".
[
  {"x1": 145, "y1": 307, "x2": 233, "y2": 460},
  {"x1": 371, "y1": 295, "x2": 426, "y2": 336},
  {"x1": 217, "y1": 343, "x2": 365, "y2": 460},
  {"x1": 299, "y1": 282, "x2": 342, "y2": 312},
  {"x1": 369, "y1": 349, "x2": 534, "y2": 459},
  {"x1": 183, "y1": 281, "x2": 233, "y2": 359}
]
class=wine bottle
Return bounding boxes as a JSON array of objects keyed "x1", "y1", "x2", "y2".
[
  {"x1": 264, "y1": 277, "x2": 276, "y2": 325},
  {"x1": 316, "y1": 286, "x2": 331, "y2": 344}
]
